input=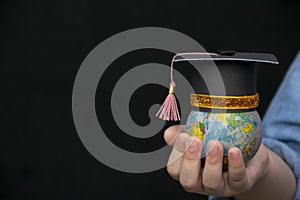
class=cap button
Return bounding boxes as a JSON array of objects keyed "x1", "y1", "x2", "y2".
[{"x1": 216, "y1": 50, "x2": 236, "y2": 56}]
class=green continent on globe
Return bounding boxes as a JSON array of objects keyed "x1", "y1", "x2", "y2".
[{"x1": 186, "y1": 110, "x2": 262, "y2": 163}]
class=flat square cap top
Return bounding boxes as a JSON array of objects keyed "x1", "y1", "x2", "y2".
[{"x1": 172, "y1": 51, "x2": 279, "y2": 96}]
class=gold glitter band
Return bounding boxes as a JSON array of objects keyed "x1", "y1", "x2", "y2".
[{"x1": 190, "y1": 93, "x2": 259, "y2": 109}]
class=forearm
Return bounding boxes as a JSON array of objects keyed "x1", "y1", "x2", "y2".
[{"x1": 235, "y1": 148, "x2": 296, "y2": 200}]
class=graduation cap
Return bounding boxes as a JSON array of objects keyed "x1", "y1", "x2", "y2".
[{"x1": 156, "y1": 50, "x2": 279, "y2": 121}]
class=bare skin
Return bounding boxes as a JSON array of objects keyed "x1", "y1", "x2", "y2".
[{"x1": 164, "y1": 125, "x2": 296, "y2": 200}]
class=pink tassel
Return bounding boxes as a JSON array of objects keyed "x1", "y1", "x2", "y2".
[
  {"x1": 156, "y1": 82, "x2": 180, "y2": 121},
  {"x1": 156, "y1": 52, "x2": 217, "y2": 121}
]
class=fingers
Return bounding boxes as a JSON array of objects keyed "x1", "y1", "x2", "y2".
[
  {"x1": 179, "y1": 136, "x2": 203, "y2": 192},
  {"x1": 166, "y1": 134, "x2": 265, "y2": 196},
  {"x1": 167, "y1": 133, "x2": 190, "y2": 180},
  {"x1": 202, "y1": 140, "x2": 224, "y2": 192},
  {"x1": 164, "y1": 125, "x2": 185, "y2": 145},
  {"x1": 227, "y1": 147, "x2": 247, "y2": 191}
]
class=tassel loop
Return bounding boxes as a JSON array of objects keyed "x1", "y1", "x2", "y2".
[
  {"x1": 156, "y1": 52, "x2": 220, "y2": 121},
  {"x1": 169, "y1": 81, "x2": 175, "y2": 94}
]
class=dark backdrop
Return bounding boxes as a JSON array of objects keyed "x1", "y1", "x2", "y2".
[{"x1": 1, "y1": 0, "x2": 299, "y2": 199}]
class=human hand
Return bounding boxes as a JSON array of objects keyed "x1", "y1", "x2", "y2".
[{"x1": 164, "y1": 125, "x2": 271, "y2": 197}]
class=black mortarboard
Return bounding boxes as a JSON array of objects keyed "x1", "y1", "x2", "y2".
[{"x1": 156, "y1": 51, "x2": 279, "y2": 120}]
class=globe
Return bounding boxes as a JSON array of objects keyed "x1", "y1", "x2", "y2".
[{"x1": 185, "y1": 110, "x2": 262, "y2": 164}]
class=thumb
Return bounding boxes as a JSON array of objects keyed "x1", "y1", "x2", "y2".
[{"x1": 164, "y1": 125, "x2": 186, "y2": 146}]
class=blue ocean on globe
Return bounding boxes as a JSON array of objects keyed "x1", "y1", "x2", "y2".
[{"x1": 185, "y1": 110, "x2": 262, "y2": 163}]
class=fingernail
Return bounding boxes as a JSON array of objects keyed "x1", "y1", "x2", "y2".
[
  {"x1": 207, "y1": 141, "x2": 218, "y2": 155},
  {"x1": 189, "y1": 139, "x2": 198, "y2": 153},
  {"x1": 209, "y1": 144, "x2": 219, "y2": 155},
  {"x1": 230, "y1": 151, "x2": 240, "y2": 160}
]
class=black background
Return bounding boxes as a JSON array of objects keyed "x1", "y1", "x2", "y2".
[{"x1": 1, "y1": 0, "x2": 300, "y2": 199}]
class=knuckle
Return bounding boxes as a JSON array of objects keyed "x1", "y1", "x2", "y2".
[
  {"x1": 232, "y1": 171, "x2": 245, "y2": 181},
  {"x1": 206, "y1": 155, "x2": 222, "y2": 165},
  {"x1": 181, "y1": 182, "x2": 197, "y2": 192},
  {"x1": 203, "y1": 182, "x2": 219, "y2": 192},
  {"x1": 229, "y1": 168, "x2": 245, "y2": 181},
  {"x1": 166, "y1": 166, "x2": 179, "y2": 179},
  {"x1": 229, "y1": 162, "x2": 242, "y2": 169},
  {"x1": 184, "y1": 151, "x2": 197, "y2": 161},
  {"x1": 207, "y1": 158, "x2": 219, "y2": 165}
]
